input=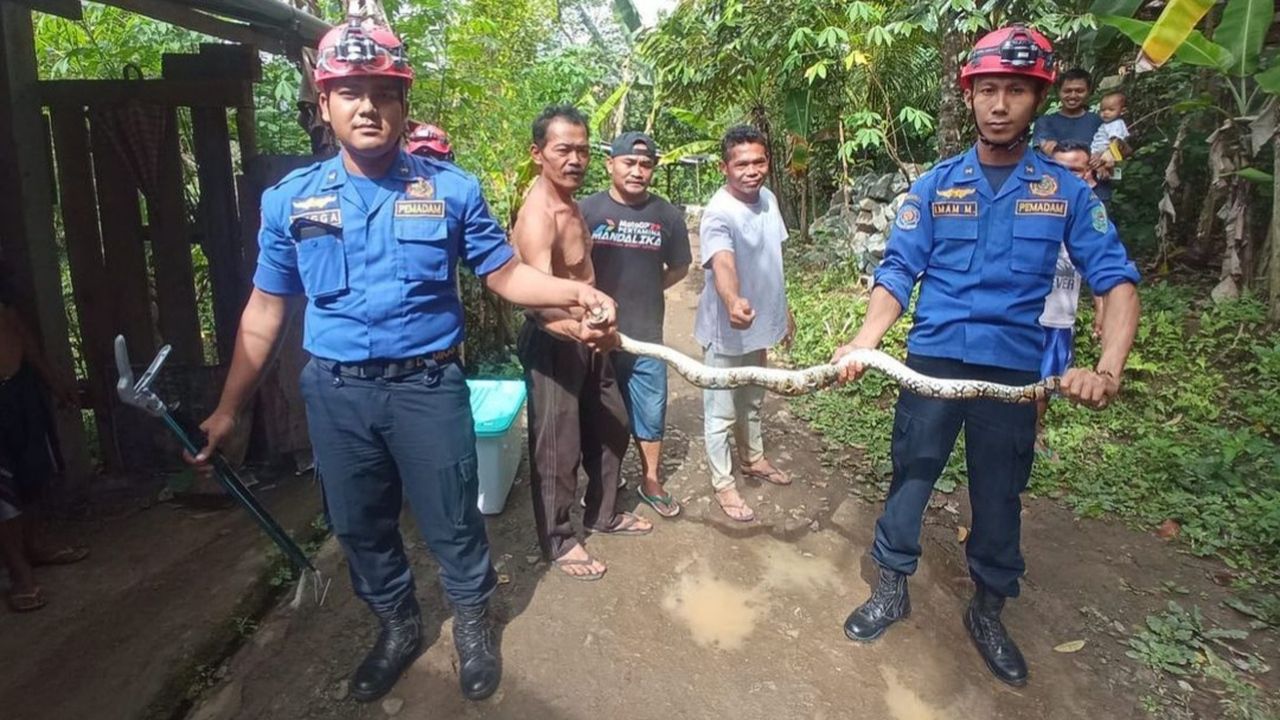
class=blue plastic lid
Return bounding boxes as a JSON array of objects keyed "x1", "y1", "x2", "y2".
[{"x1": 467, "y1": 379, "x2": 527, "y2": 438}]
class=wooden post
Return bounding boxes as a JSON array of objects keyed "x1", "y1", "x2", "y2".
[
  {"x1": 191, "y1": 107, "x2": 245, "y2": 363},
  {"x1": 0, "y1": 3, "x2": 91, "y2": 499},
  {"x1": 49, "y1": 105, "x2": 122, "y2": 470},
  {"x1": 89, "y1": 115, "x2": 156, "y2": 359},
  {"x1": 148, "y1": 108, "x2": 203, "y2": 365}
]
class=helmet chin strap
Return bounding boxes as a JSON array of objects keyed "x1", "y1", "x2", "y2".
[
  {"x1": 971, "y1": 105, "x2": 1034, "y2": 153},
  {"x1": 977, "y1": 126, "x2": 1032, "y2": 152}
]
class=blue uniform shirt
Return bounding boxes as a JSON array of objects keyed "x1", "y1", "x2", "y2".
[
  {"x1": 874, "y1": 145, "x2": 1140, "y2": 372},
  {"x1": 254, "y1": 151, "x2": 515, "y2": 362}
]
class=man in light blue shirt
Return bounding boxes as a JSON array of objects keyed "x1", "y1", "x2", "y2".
[{"x1": 695, "y1": 125, "x2": 794, "y2": 523}]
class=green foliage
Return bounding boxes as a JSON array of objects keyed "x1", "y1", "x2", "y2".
[
  {"x1": 1127, "y1": 602, "x2": 1275, "y2": 720},
  {"x1": 785, "y1": 265, "x2": 1280, "y2": 586}
]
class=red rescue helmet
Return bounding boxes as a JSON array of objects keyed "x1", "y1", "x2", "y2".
[
  {"x1": 406, "y1": 122, "x2": 454, "y2": 160},
  {"x1": 314, "y1": 20, "x2": 415, "y2": 88},
  {"x1": 960, "y1": 25, "x2": 1057, "y2": 91}
]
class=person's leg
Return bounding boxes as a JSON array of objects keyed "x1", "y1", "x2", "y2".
[
  {"x1": 622, "y1": 356, "x2": 677, "y2": 516},
  {"x1": 383, "y1": 361, "x2": 500, "y2": 700},
  {"x1": 611, "y1": 351, "x2": 639, "y2": 490},
  {"x1": 299, "y1": 360, "x2": 418, "y2": 702},
  {"x1": 733, "y1": 349, "x2": 789, "y2": 484},
  {"x1": 582, "y1": 352, "x2": 648, "y2": 534},
  {"x1": 0, "y1": 508, "x2": 42, "y2": 610},
  {"x1": 962, "y1": 368, "x2": 1039, "y2": 686},
  {"x1": 703, "y1": 348, "x2": 753, "y2": 521},
  {"x1": 518, "y1": 321, "x2": 602, "y2": 578},
  {"x1": 870, "y1": 376, "x2": 965, "y2": 575},
  {"x1": 846, "y1": 356, "x2": 965, "y2": 643}
]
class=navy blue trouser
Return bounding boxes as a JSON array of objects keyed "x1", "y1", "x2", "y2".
[
  {"x1": 300, "y1": 357, "x2": 496, "y2": 614},
  {"x1": 872, "y1": 355, "x2": 1039, "y2": 598}
]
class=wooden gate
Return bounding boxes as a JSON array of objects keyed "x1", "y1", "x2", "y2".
[{"x1": 42, "y1": 44, "x2": 316, "y2": 473}]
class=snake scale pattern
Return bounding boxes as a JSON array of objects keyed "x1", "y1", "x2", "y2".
[{"x1": 615, "y1": 334, "x2": 1058, "y2": 403}]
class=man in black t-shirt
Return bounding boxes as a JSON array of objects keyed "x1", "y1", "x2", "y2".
[{"x1": 581, "y1": 132, "x2": 692, "y2": 518}]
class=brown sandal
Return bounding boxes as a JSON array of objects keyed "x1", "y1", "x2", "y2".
[
  {"x1": 553, "y1": 556, "x2": 607, "y2": 581},
  {"x1": 715, "y1": 490, "x2": 756, "y2": 522},
  {"x1": 742, "y1": 464, "x2": 791, "y2": 486},
  {"x1": 8, "y1": 587, "x2": 47, "y2": 612},
  {"x1": 31, "y1": 546, "x2": 89, "y2": 567},
  {"x1": 594, "y1": 511, "x2": 653, "y2": 536}
]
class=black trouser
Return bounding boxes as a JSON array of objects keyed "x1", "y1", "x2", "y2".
[
  {"x1": 517, "y1": 320, "x2": 629, "y2": 560},
  {"x1": 871, "y1": 355, "x2": 1038, "y2": 598},
  {"x1": 300, "y1": 358, "x2": 496, "y2": 613}
]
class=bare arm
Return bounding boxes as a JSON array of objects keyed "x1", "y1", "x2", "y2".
[
  {"x1": 506, "y1": 204, "x2": 617, "y2": 347},
  {"x1": 508, "y1": 208, "x2": 586, "y2": 341},
  {"x1": 831, "y1": 285, "x2": 904, "y2": 381},
  {"x1": 663, "y1": 263, "x2": 690, "y2": 290},
  {"x1": 1061, "y1": 282, "x2": 1139, "y2": 409},
  {"x1": 708, "y1": 250, "x2": 755, "y2": 328},
  {"x1": 190, "y1": 288, "x2": 293, "y2": 462}
]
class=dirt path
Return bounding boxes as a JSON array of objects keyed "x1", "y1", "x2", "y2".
[
  {"x1": 0, "y1": 473, "x2": 322, "y2": 720},
  {"x1": 185, "y1": 233, "x2": 1276, "y2": 720}
]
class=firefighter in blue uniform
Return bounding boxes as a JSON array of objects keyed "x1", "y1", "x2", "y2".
[
  {"x1": 187, "y1": 18, "x2": 617, "y2": 704},
  {"x1": 831, "y1": 26, "x2": 1141, "y2": 686}
]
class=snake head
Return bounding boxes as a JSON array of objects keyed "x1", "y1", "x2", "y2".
[{"x1": 585, "y1": 305, "x2": 614, "y2": 328}]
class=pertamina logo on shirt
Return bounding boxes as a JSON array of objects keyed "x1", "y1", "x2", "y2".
[{"x1": 591, "y1": 218, "x2": 663, "y2": 251}]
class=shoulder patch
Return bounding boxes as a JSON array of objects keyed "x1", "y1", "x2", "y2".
[
  {"x1": 1091, "y1": 204, "x2": 1109, "y2": 233},
  {"x1": 895, "y1": 204, "x2": 921, "y2": 231}
]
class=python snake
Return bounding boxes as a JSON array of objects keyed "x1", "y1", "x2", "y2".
[{"x1": 614, "y1": 334, "x2": 1058, "y2": 403}]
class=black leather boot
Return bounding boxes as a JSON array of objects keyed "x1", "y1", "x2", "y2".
[
  {"x1": 454, "y1": 603, "x2": 501, "y2": 701},
  {"x1": 844, "y1": 566, "x2": 911, "y2": 642},
  {"x1": 351, "y1": 597, "x2": 424, "y2": 702},
  {"x1": 964, "y1": 585, "x2": 1028, "y2": 686}
]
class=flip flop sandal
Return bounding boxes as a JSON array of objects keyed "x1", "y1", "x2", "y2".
[
  {"x1": 8, "y1": 588, "x2": 47, "y2": 612},
  {"x1": 742, "y1": 466, "x2": 792, "y2": 486},
  {"x1": 32, "y1": 546, "x2": 89, "y2": 567},
  {"x1": 594, "y1": 511, "x2": 654, "y2": 536},
  {"x1": 636, "y1": 487, "x2": 681, "y2": 518},
  {"x1": 714, "y1": 493, "x2": 756, "y2": 523},
  {"x1": 553, "y1": 557, "x2": 607, "y2": 582}
]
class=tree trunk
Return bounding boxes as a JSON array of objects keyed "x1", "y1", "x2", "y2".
[
  {"x1": 1155, "y1": 116, "x2": 1190, "y2": 273},
  {"x1": 1270, "y1": 130, "x2": 1280, "y2": 321},
  {"x1": 936, "y1": 25, "x2": 971, "y2": 159}
]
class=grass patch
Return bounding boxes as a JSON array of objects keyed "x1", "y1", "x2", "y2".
[{"x1": 785, "y1": 265, "x2": 1280, "y2": 588}]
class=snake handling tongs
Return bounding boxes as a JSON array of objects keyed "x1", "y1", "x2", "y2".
[{"x1": 114, "y1": 335, "x2": 329, "y2": 608}]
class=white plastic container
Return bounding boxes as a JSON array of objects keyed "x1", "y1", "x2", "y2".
[{"x1": 467, "y1": 379, "x2": 527, "y2": 515}]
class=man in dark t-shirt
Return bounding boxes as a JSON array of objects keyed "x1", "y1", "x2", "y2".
[
  {"x1": 1033, "y1": 67, "x2": 1114, "y2": 202},
  {"x1": 581, "y1": 131, "x2": 692, "y2": 518}
]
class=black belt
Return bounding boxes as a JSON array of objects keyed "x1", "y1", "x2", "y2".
[{"x1": 318, "y1": 347, "x2": 461, "y2": 379}]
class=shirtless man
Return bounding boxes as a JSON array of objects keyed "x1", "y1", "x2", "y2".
[{"x1": 512, "y1": 105, "x2": 653, "y2": 581}]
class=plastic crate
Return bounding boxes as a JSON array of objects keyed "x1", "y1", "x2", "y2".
[{"x1": 467, "y1": 379, "x2": 527, "y2": 515}]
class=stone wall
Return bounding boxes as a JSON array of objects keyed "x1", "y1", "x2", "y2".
[{"x1": 807, "y1": 165, "x2": 923, "y2": 274}]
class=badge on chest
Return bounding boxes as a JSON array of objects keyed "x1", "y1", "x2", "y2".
[{"x1": 290, "y1": 194, "x2": 343, "y2": 228}]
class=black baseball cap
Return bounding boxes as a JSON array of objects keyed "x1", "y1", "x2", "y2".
[{"x1": 609, "y1": 131, "x2": 659, "y2": 159}]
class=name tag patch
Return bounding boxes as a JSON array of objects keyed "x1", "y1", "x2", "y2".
[
  {"x1": 931, "y1": 201, "x2": 977, "y2": 217},
  {"x1": 290, "y1": 210, "x2": 342, "y2": 227},
  {"x1": 395, "y1": 200, "x2": 446, "y2": 218},
  {"x1": 1015, "y1": 199, "x2": 1068, "y2": 217}
]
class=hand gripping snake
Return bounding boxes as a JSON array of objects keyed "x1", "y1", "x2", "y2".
[{"x1": 613, "y1": 334, "x2": 1059, "y2": 403}]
